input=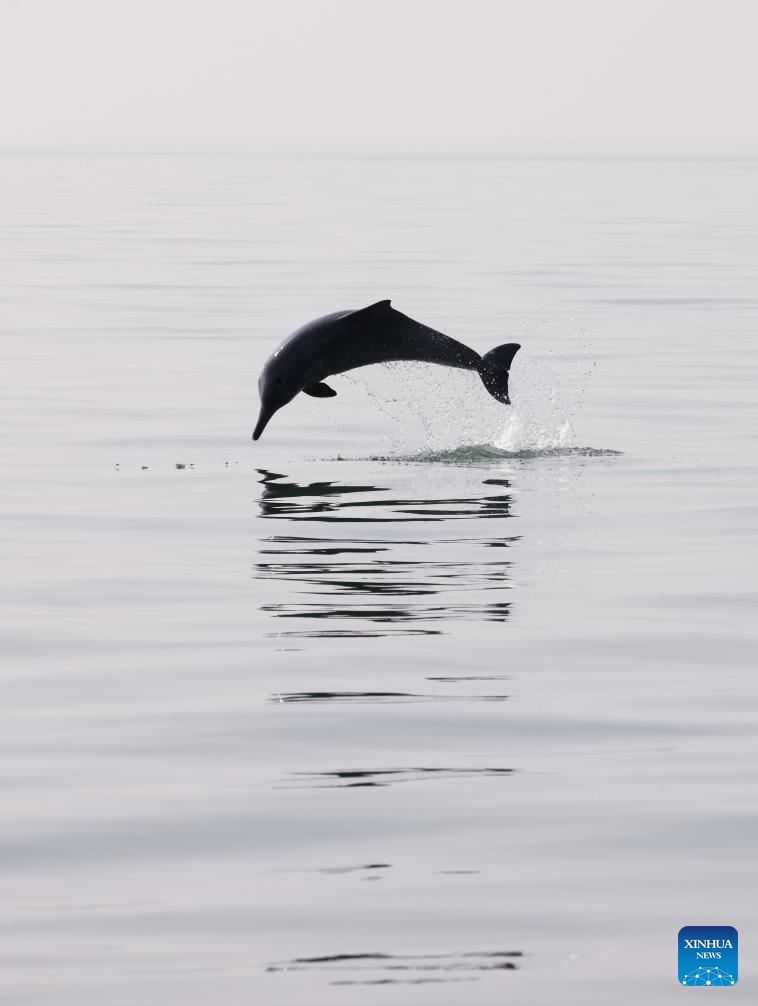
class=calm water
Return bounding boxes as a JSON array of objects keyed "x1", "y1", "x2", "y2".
[{"x1": 2, "y1": 153, "x2": 757, "y2": 1003}]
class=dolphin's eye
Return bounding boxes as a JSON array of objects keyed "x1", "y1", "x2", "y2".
[{"x1": 275, "y1": 378, "x2": 283, "y2": 385}]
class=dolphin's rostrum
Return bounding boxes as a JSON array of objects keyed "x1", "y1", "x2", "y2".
[{"x1": 253, "y1": 300, "x2": 520, "y2": 440}]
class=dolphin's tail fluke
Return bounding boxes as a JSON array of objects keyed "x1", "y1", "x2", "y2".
[{"x1": 479, "y1": 343, "x2": 521, "y2": 405}]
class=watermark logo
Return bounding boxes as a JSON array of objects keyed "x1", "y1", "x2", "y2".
[{"x1": 679, "y1": 927, "x2": 737, "y2": 986}]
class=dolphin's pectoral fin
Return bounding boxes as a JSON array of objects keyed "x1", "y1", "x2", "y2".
[{"x1": 304, "y1": 381, "x2": 337, "y2": 397}]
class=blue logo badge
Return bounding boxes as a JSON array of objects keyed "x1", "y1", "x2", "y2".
[{"x1": 679, "y1": 926, "x2": 738, "y2": 986}]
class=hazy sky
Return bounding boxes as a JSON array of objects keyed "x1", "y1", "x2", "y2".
[{"x1": 1, "y1": 0, "x2": 756, "y2": 149}]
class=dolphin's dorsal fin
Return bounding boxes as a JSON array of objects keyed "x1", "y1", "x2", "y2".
[{"x1": 349, "y1": 299, "x2": 392, "y2": 321}]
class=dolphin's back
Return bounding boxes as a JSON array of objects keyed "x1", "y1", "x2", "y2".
[{"x1": 327, "y1": 300, "x2": 482, "y2": 375}]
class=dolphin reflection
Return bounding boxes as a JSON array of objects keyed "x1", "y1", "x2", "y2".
[
  {"x1": 266, "y1": 948, "x2": 522, "y2": 983},
  {"x1": 255, "y1": 470, "x2": 519, "y2": 637}
]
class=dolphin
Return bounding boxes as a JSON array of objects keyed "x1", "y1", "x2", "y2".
[{"x1": 252, "y1": 300, "x2": 520, "y2": 441}]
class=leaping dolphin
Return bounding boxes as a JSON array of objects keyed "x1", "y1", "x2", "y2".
[{"x1": 252, "y1": 300, "x2": 520, "y2": 440}]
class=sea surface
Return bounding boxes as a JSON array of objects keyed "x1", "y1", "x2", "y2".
[{"x1": 1, "y1": 152, "x2": 757, "y2": 1004}]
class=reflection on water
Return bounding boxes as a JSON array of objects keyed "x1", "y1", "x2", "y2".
[
  {"x1": 257, "y1": 470, "x2": 515, "y2": 521},
  {"x1": 269, "y1": 689, "x2": 509, "y2": 704},
  {"x1": 255, "y1": 469, "x2": 518, "y2": 637},
  {"x1": 427, "y1": 674, "x2": 509, "y2": 682},
  {"x1": 313, "y1": 863, "x2": 392, "y2": 875},
  {"x1": 266, "y1": 949, "x2": 522, "y2": 984},
  {"x1": 281, "y1": 767, "x2": 514, "y2": 789}
]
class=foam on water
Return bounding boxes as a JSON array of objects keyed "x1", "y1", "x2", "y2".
[{"x1": 370, "y1": 444, "x2": 622, "y2": 464}]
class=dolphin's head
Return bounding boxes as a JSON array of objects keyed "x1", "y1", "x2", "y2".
[
  {"x1": 253, "y1": 309, "x2": 355, "y2": 441},
  {"x1": 253, "y1": 354, "x2": 299, "y2": 440}
]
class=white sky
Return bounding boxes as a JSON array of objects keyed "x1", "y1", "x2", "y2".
[{"x1": 0, "y1": 0, "x2": 756, "y2": 149}]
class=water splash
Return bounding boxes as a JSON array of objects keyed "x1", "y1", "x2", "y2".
[
  {"x1": 343, "y1": 324, "x2": 601, "y2": 459},
  {"x1": 495, "y1": 347, "x2": 596, "y2": 453}
]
